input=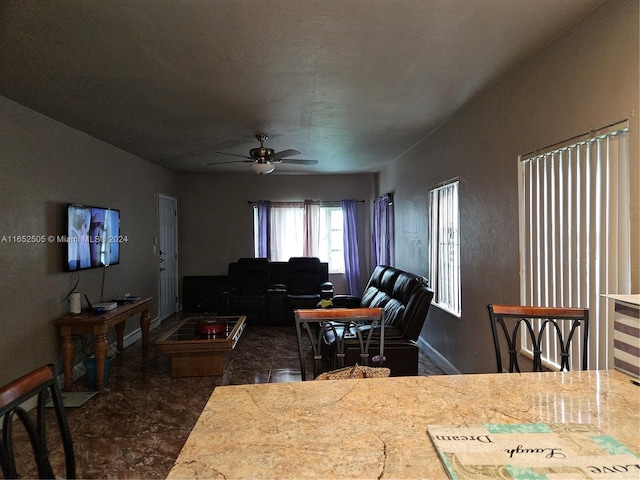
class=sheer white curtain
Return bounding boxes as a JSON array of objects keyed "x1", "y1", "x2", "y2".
[{"x1": 270, "y1": 202, "x2": 304, "y2": 260}]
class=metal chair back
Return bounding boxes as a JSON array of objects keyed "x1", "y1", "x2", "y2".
[
  {"x1": 488, "y1": 304, "x2": 589, "y2": 373},
  {"x1": 0, "y1": 364, "x2": 76, "y2": 479}
]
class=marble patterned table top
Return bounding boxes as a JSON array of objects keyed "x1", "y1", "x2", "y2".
[
  {"x1": 168, "y1": 370, "x2": 640, "y2": 479},
  {"x1": 602, "y1": 294, "x2": 640, "y2": 307}
]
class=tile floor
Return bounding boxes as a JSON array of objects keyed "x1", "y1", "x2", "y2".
[{"x1": 9, "y1": 313, "x2": 444, "y2": 479}]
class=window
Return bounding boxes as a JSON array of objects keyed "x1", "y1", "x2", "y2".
[
  {"x1": 320, "y1": 206, "x2": 345, "y2": 274},
  {"x1": 427, "y1": 179, "x2": 461, "y2": 316},
  {"x1": 254, "y1": 203, "x2": 345, "y2": 273},
  {"x1": 519, "y1": 121, "x2": 630, "y2": 371}
]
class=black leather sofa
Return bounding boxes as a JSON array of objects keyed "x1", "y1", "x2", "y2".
[
  {"x1": 216, "y1": 257, "x2": 334, "y2": 325},
  {"x1": 324, "y1": 265, "x2": 434, "y2": 376}
]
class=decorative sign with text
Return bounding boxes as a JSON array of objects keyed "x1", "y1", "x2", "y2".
[{"x1": 427, "y1": 423, "x2": 639, "y2": 479}]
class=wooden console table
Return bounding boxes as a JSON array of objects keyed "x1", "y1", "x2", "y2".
[{"x1": 55, "y1": 297, "x2": 152, "y2": 392}]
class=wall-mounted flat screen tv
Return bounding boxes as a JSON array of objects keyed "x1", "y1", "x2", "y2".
[{"x1": 66, "y1": 203, "x2": 120, "y2": 271}]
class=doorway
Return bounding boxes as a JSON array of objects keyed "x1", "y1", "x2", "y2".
[{"x1": 158, "y1": 194, "x2": 178, "y2": 320}]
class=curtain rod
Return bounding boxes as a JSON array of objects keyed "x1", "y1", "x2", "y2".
[
  {"x1": 247, "y1": 200, "x2": 365, "y2": 204},
  {"x1": 520, "y1": 119, "x2": 629, "y2": 161}
]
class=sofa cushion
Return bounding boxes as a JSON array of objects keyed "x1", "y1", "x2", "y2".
[
  {"x1": 382, "y1": 298, "x2": 406, "y2": 328},
  {"x1": 393, "y1": 273, "x2": 422, "y2": 303}
]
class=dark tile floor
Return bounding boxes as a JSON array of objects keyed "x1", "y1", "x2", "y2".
[{"x1": 9, "y1": 313, "x2": 444, "y2": 479}]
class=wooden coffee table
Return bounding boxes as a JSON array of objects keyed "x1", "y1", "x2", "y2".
[{"x1": 156, "y1": 315, "x2": 246, "y2": 377}]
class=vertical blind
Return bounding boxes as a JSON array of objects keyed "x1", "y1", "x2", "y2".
[
  {"x1": 428, "y1": 179, "x2": 461, "y2": 317},
  {"x1": 518, "y1": 121, "x2": 630, "y2": 370}
]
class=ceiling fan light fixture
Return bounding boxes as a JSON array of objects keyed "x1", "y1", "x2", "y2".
[
  {"x1": 251, "y1": 162, "x2": 275, "y2": 175},
  {"x1": 210, "y1": 133, "x2": 316, "y2": 171}
]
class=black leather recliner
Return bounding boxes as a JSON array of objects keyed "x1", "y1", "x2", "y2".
[
  {"x1": 218, "y1": 258, "x2": 273, "y2": 325},
  {"x1": 325, "y1": 265, "x2": 434, "y2": 376},
  {"x1": 286, "y1": 257, "x2": 334, "y2": 310}
]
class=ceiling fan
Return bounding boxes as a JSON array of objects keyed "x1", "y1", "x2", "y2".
[{"x1": 209, "y1": 134, "x2": 318, "y2": 174}]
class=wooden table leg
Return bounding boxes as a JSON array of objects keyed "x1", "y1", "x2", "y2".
[
  {"x1": 140, "y1": 308, "x2": 150, "y2": 356},
  {"x1": 93, "y1": 330, "x2": 108, "y2": 392},
  {"x1": 115, "y1": 322, "x2": 125, "y2": 353},
  {"x1": 60, "y1": 326, "x2": 75, "y2": 392}
]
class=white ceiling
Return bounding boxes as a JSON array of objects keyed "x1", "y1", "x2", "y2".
[{"x1": 0, "y1": 0, "x2": 603, "y2": 175}]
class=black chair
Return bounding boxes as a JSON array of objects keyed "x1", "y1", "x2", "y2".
[
  {"x1": 0, "y1": 364, "x2": 76, "y2": 479},
  {"x1": 294, "y1": 307, "x2": 385, "y2": 380},
  {"x1": 488, "y1": 304, "x2": 589, "y2": 373},
  {"x1": 286, "y1": 257, "x2": 334, "y2": 310},
  {"x1": 218, "y1": 258, "x2": 272, "y2": 324}
]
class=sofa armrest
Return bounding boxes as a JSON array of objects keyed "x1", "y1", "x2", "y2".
[{"x1": 332, "y1": 295, "x2": 361, "y2": 308}]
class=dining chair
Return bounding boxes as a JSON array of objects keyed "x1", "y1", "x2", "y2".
[
  {"x1": 0, "y1": 364, "x2": 76, "y2": 479},
  {"x1": 487, "y1": 304, "x2": 589, "y2": 373},
  {"x1": 294, "y1": 307, "x2": 384, "y2": 380}
]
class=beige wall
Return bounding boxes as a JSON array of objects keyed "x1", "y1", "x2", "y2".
[
  {"x1": 379, "y1": 0, "x2": 639, "y2": 373},
  {"x1": 176, "y1": 172, "x2": 376, "y2": 296},
  {"x1": 0, "y1": 97, "x2": 177, "y2": 386}
]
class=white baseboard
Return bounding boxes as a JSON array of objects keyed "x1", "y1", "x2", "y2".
[
  {"x1": 122, "y1": 314, "x2": 163, "y2": 349},
  {"x1": 417, "y1": 337, "x2": 462, "y2": 375}
]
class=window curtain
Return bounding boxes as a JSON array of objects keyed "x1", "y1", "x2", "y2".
[
  {"x1": 372, "y1": 193, "x2": 394, "y2": 267},
  {"x1": 256, "y1": 201, "x2": 271, "y2": 258},
  {"x1": 270, "y1": 202, "x2": 304, "y2": 260},
  {"x1": 304, "y1": 199, "x2": 320, "y2": 257},
  {"x1": 342, "y1": 199, "x2": 361, "y2": 295}
]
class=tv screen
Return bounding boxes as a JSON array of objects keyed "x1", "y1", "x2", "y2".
[{"x1": 66, "y1": 203, "x2": 121, "y2": 271}]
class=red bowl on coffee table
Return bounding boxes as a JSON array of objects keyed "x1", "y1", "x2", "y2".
[{"x1": 196, "y1": 320, "x2": 227, "y2": 335}]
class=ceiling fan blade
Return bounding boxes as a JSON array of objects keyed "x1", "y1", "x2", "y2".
[
  {"x1": 214, "y1": 151, "x2": 252, "y2": 160},
  {"x1": 207, "y1": 159, "x2": 254, "y2": 165},
  {"x1": 279, "y1": 158, "x2": 318, "y2": 165},
  {"x1": 273, "y1": 149, "x2": 301, "y2": 159}
]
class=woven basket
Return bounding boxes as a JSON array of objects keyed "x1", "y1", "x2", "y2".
[{"x1": 314, "y1": 364, "x2": 391, "y2": 380}]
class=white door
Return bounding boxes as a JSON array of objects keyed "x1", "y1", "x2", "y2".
[{"x1": 158, "y1": 194, "x2": 178, "y2": 320}]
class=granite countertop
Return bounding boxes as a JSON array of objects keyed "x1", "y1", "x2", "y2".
[
  {"x1": 168, "y1": 370, "x2": 640, "y2": 479},
  {"x1": 602, "y1": 294, "x2": 640, "y2": 306}
]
